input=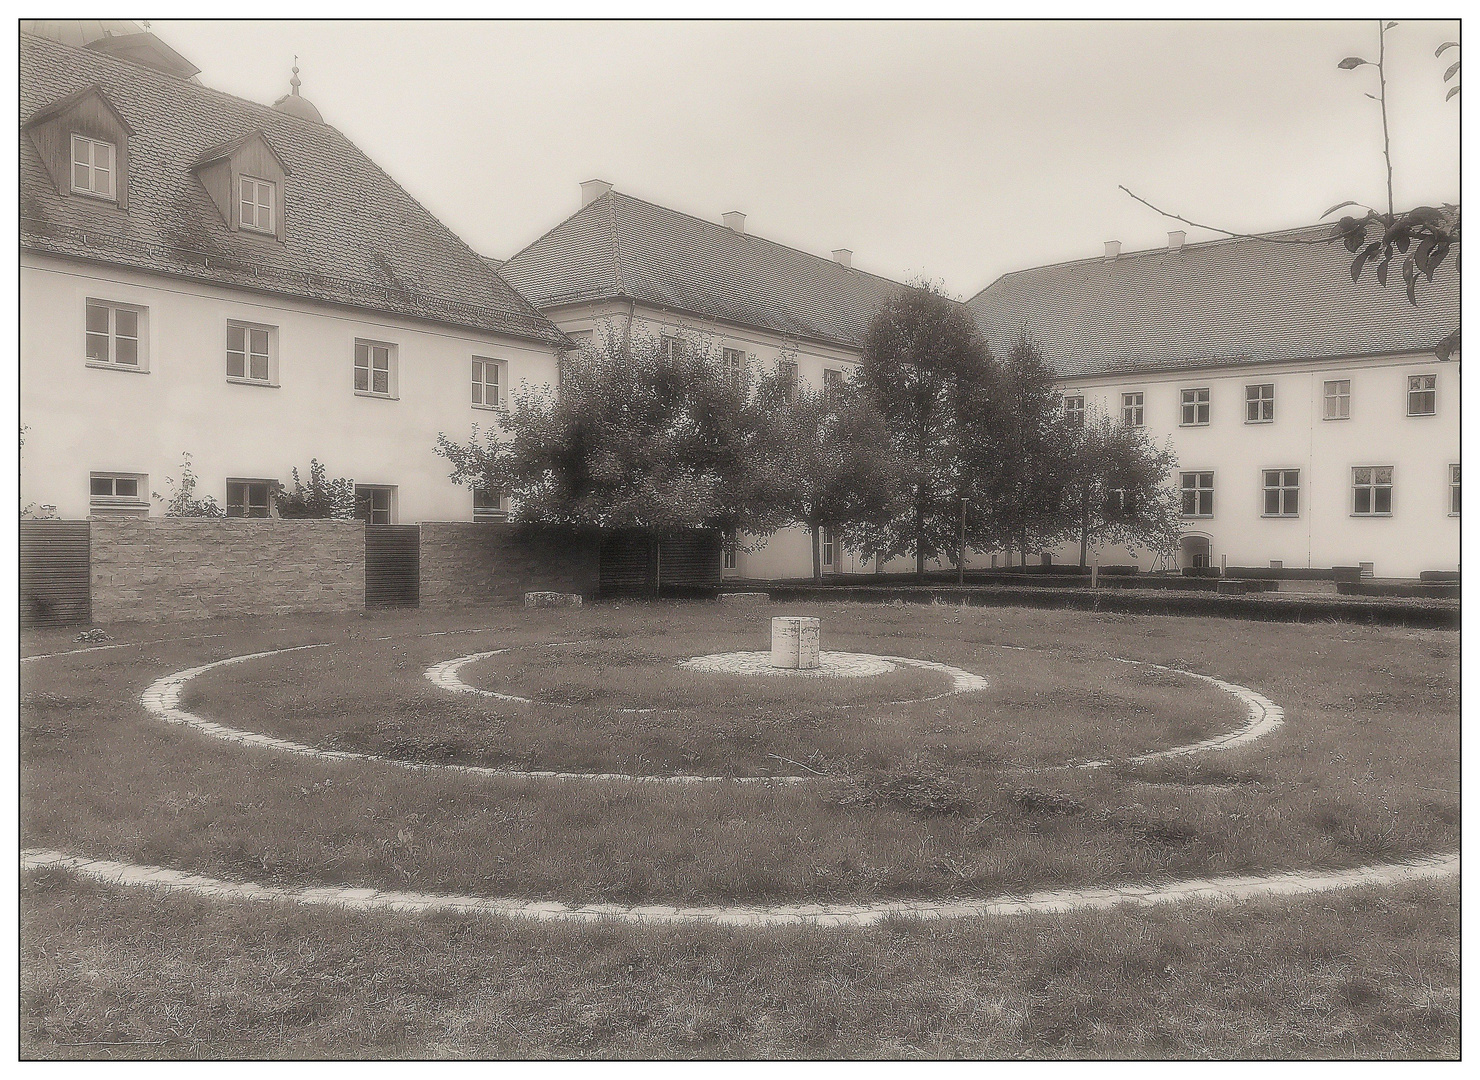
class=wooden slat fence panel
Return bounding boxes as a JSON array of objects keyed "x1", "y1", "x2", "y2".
[
  {"x1": 366, "y1": 525, "x2": 420, "y2": 607},
  {"x1": 20, "y1": 520, "x2": 91, "y2": 626}
]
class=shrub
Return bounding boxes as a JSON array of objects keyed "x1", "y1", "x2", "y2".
[
  {"x1": 833, "y1": 758, "x2": 975, "y2": 815},
  {"x1": 276, "y1": 459, "x2": 357, "y2": 519},
  {"x1": 153, "y1": 452, "x2": 222, "y2": 517}
]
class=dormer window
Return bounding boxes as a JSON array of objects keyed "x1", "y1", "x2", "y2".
[
  {"x1": 70, "y1": 134, "x2": 116, "y2": 199},
  {"x1": 239, "y1": 176, "x2": 275, "y2": 234}
]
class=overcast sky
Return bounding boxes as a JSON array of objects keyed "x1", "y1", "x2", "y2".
[{"x1": 155, "y1": 19, "x2": 1460, "y2": 298}]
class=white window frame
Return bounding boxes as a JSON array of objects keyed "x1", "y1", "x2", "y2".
[
  {"x1": 354, "y1": 339, "x2": 397, "y2": 398},
  {"x1": 226, "y1": 320, "x2": 277, "y2": 386},
  {"x1": 1121, "y1": 392, "x2": 1144, "y2": 427},
  {"x1": 660, "y1": 334, "x2": 688, "y2": 362},
  {"x1": 1449, "y1": 464, "x2": 1460, "y2": 517},
  {"x1": 70, "y1": 134, "x2": 116, "y2": 200},
  {"x1": 723, "y1": 348, "x2": 747, "y2": 390},
  {"x1": 472, "y1": 356, "x2": 506, "y2": 410},
  {"x1": 88, "y1": 472, "x2": 148, "y2": 516},
  {"x1": 1180, "y1": 387, "x2": 1210, "y2": 426},
  {"x1": 239, "y1": 174, "x2": 276, "y2": 234},
  {"x1": 1352, "y1": 466, "x2": 1393, "y2": 517},
  {"x1": 821, "y1": 526, "x2": 836, "y2": 568},
  {"x1": 473, "y1": 488, "x2": 508, "y2": 522},
  {"x1": 778, "y1": 359, "x2": 799, "y2": 403},
  {"x1": 226, "y1": 479, "x2": 275, "y2": 518},
  {"x1": 1245, "y1": 383, "x2": 1275, "y2": 424},
  {"x1": 1262, "y1": 469, "x2": 1300, "y2": 518},
  {"x1": 1323, "y1": 379, "x2": 1351, "y2": 420},
  {"x1": 1180, "y1": 471, "x2": 1214, "y2": 518},
  {"x1": 84, "y1": 299, "x2": 147, "y2": 371},
  {"x1": 1407, "y1": 373, "x2": 1437, "y2": 417},
  {"x1": 355, "y1": 484, "x2": 395, "y2": 525},
  {"x1": 822, "y1": 368, "x2": 844, "y2": 401},
  {"x1": 1063, "y1": 395, "x2": 1085, "y2": 426}
]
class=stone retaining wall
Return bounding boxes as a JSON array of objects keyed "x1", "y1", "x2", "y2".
[
  {"x1": 419, "y1": 522, "x2": 599, "y2": 607},
  {"x1": 91, "y1": 518, "x2": 366, "y2": 623}
]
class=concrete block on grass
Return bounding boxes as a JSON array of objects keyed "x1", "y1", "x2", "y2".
[{"x1": 524, "y1": 591, "x2": 583, "y2": 609}]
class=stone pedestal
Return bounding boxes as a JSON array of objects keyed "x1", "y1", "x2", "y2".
[{"x1": 771, "y1": 616, "x2": 821, "y2": 669}]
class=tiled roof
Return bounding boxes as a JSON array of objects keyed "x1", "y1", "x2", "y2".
[
  {"x1": 19, "y1": 32, "x2": 567, "y2": 348},
  {"x1": 499, "y1": 189, "x2": 909, "y2": 350},
  {"x1": 968, "y1": 226, "x2": 1460, "y2": 379}
]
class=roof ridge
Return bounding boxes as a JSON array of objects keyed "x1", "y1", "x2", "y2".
[
  {"x1": 607, "y1": 189, "x2": 627, "y2": 295},
  {"x1": 966, "y1": 223, "x2": 1342, "y2": 304},
  {"x1": 606, "y1": 188, "x2": 912, "y2": 291},
  {"x1": 21, "y1": 30, "x2": 334, "y2": 135}
]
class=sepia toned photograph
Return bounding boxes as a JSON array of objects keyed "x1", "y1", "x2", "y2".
[{"x1": 17, "y1": 12, "x2": 1459, "y2": 1060}]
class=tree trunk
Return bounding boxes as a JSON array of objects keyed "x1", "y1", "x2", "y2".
[
  {"x1": 648, "y1": 531, "x2": 661, "y2": 599},
  {"x1": 1079, "y1": 484, "x2": 1090, "y2": 567},
  {"x1": 914, "y1": 492, "x2": 926, "y2": 583},
  {"x1": 811, "y1": 523, "x2": 823, "y2": 585},
  {"x1": 956, "y1": 496, "x2": 966, "y2": 585}
]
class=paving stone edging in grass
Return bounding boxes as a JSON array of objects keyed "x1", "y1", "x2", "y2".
[
  {"x1": 21, "y1": 849, "x2": 1459, "y2": 928},
  {"x1": 140, "y1": 643, "x2": 1284, "y2": 783}
]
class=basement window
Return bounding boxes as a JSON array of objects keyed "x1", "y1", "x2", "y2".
[
  {"x1": 226, "y1": 480, "x2": 275, "y2": 518},
  {"x1": 89, "y1": 472, "x2": 148, "y2": 517},
  {"x1": 473, "y1": 489, "x2": 508, "y2": 522},
  {"x1": 355, "y1": 485, "x2": 395, "y2": 525}
]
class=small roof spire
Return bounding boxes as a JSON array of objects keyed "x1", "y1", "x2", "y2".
[{"x1": 290, "y1": 56, "x2": 301, "y2": 96}]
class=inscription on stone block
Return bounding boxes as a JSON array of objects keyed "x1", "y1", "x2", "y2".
[{"x1": 771, "y1": 616, "x2": 821, "y2": 669}]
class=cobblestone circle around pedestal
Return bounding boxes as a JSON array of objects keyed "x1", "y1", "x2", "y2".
[{"x1": 679, "y1": 650, "x2": 897, "y2": 678}]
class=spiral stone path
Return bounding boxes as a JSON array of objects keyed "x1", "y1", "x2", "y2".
[{"x1": 21, "y1": 849, "x2": 1459, "y2": 928}]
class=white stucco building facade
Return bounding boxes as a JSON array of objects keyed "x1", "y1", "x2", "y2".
[{"x1": 20, "y1": 25, "x2": 568, "y2": 527}]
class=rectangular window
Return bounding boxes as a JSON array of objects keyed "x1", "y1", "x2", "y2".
[
  {"x1": 1262, "y1": 469, "x2": 1299, "y2": 517},
  {"x1": 823, "y1": 368, "x2": 844, "y2": 401},
  {"x1": 723, "y1": 528, "x2": 738, "y2": 571},
  {"x1": 1121, "y1": 392, "x2": 1144, "y2": 427},
  {"x1": 1245, "y1": 383, "x2": 1275, "y2": 423},
  {"x1": 226, "y1": 480, "x2": 274, "y2": 518},
  {"x1": 1450, "y1": 464, "x2": 1460, "y2": 516},
  {"x1": 226, "y1": 321, "x2": 274, "y2": 384},
  {"x1": 1105, "y1": 488, "x2": 1134, "y2": 515},
  {"x1": 239, "y1": 175, "x2": 275, "y2": 233},
  {"x1": 1407, "y1": 374, "x2": 1436, "y2": 416},
  {"x1": 88, "y1": 472, "x2": 148, "y2": 517},
  {"x1": 473, "y1": 488, "x2": 507, "y2": 522},
  {"x1": 472, "y1": 357, "x2": 505, "y2": 408},
  {"x1": 822, "y1": 527, "x2": 836, "y2": 568},
  {"x1": 70, "y1": 134, "x2": 115, "y2": 199},
  {"x1": 1352, "y1": 466, "x2": 1393, "y2": 516},
  {"x1": 778, "y1": 360, "x2": 798, "y2": 403},
  {"x1": 1323, "y1": 379, "x2": 1351, "y2": 420},
  {"x1": 355, "y1": 485, "x2": 394, "y2": 525},
  {"x1": 1181, "y1": 387, "x2": 1210, "y2": 426},
  {"x1": 1063, "y1": 395, "x2": 1085, "y2": 426},
  {"x1": 85, "y1": 299, "x2": 145, "y2": 368},
  {"x1": 722, "y1": 348, "x2": 746, "y2": 390},
  {"x1": 660, "y1": 335, "x2": 688, "y2": 362},
  {"x1": 1180, "y1": 471, "x2": 1214, "y2": 517},
  {"x1": 354, "y1": 340, "x2": 395, "y2": 396}
]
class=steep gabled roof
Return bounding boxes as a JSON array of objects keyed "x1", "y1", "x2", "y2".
[
  {"x1": 19, "y1": 32, "x2": 567, "y2": 348},
  {"x1": 968, "y1": 225, "x2": 1459, "y2": 379},
  {"x1": 499, "y1": 189, "x2": 910, "y2": 350}
]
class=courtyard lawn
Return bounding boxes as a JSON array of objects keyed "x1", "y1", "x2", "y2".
[
  {"x1": 179, "y1": 614, "x2": 1238, "y2": 775},
  {"x1": 20, "y1": 868, "x2": 1458, "y2": 1058},
  {"x1": 20, "y1": 602, "x2": 1458, "y2": 906}
]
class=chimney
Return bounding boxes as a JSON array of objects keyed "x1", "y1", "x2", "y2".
[
  {"x1": 1167, "y1": 230, "x2": 1186, "y2": 252},
  {"x1": 1103, "y1": 240, "x2": 1122, "y2": 261},
  {"x1": 722, "y1": 211, "x2": 747, "y2": 235},
  {"x1": 580, "y1": 179, "x2": 613, "y2": 208},
  {"x1": 831, "y1": 248, "x2": 853, "y2": 268}
]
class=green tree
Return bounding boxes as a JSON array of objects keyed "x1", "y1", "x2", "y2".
[
  {"x1": 434, "y1": 334, "x2": 789, "y2": 595},
  {"x1": 761, "y1": 374, "x2": 907, "y2": 583},
  {"x1": 1063, "y1": 409, "x2": 1181, "y2": 567},
  {"x1": 858, "y1": 282, "x2": 994, "y2": 581},
  {"x1": 275, "y1": 459, "x2": 357, "y2": 519}
]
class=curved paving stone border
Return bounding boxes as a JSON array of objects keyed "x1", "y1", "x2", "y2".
[
  {"x1": 141, "y1": 642, "x2": 1281, "y2": 783},
  {"x1": 22, "y1": 848, "x2": 1458, "y2": 928},
  {"x1": 141, "y1": 647, "x2": 809, "y2": 784}
]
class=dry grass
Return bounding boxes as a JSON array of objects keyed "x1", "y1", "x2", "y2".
[
  {"x1": 20, "y1": 869, "x2": 1459, "y2": 1059},
  {"x1": 20, "y1": 602, "x2": 1458, "y2": 906},
  {"x1": 180, "y1": 617, "x2": 1234, "y2": 774}
]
